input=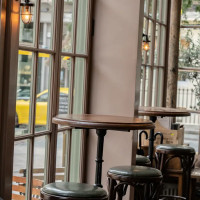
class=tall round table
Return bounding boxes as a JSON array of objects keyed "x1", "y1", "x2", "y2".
[
  {"x1": 52, "y1": 114, "x2": 154, "y2": 187},
  {"x1": 138, "y1": 106, "x2": 191, "y2": 165}
]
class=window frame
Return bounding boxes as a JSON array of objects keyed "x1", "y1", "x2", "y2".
[
  {"x1": 0, "y1": 0, "x2": 93, "y2": 199},
  {"x1": 140, "y1": 0, "x2": 170, "y2": 107}
]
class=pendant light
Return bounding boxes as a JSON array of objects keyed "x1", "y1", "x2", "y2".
[{"x1": 20, "y1": 0, "x2": 34, "y2": 24}]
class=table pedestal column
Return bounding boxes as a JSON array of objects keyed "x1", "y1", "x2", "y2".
[
  {"x1": 95, "y1": 129, "x2": 107, "y2": 187},
  {"x1": 148, "y1": 116, "x2": 157, "y2": 165}
]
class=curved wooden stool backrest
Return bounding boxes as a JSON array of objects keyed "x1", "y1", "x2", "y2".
[{"x1": 155, "y1": 144, "x2": 195, "y2": 200}]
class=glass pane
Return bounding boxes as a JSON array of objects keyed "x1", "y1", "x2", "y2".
[
  {"x1": 35, "y1": 53, "x2": 51, "y2": 133},
  {"x1": 152, "y1": 67, "x2": 158, "y2": 106},
  {"x1": 73, "y1": 58, "x2": 86, "y2": 114},
  {"x1": 19, "y1": 0, "x2": 36, "y2": 46},
  {"x1": 179, "y1": 28, "x2": 200, "y2": 68},
  {"x1": 59, "y1": 57, "x2": 72, "y2": 114},
  {"x1": 149, "y1": 0, "x2": 154, "y2": 17},
  {"x1": 56, "y1": 131, "x2": 70, "y2": 182},
  {"x1": 161, "y1": 0, "x2": 168, "y2": 24},
  {"x1": 76, "y1": 0, "x2": 88, "y2": 54},
  {"x1": 32, "y1": 136, "x2": 47, "y2": 199},
  {"x1": 157, "y1": 67, "x2": 164, "y2": 106},
  {"x1": 140, "y1": 66, "x2": 145, "y2": 106},
  {"x1": 177, "y1": 70, "x2": 200, "y2": 152},
  {"x1": 178, "y1": 71, "x2": 200, "y2": 110},
  {"x1": 142, "y1": 18, "x2": 148, "y2": 64},
  {"x1": 39, "y1": 0, "x2": 54, "y2": 49},
  {"x1": 154, "y1": 24, "x2": 160, "y2": 65},
  {"x1": 147, "y1": 20, "x2": 153, "y2": 64},
  {"x1": 156, "y1": 0, "x2": 160, "y2": 20},
  {"x1": 12, "y1": 140, "x2": 28, "y2": 200},
  {"x1": 181, "y1": 0, "x2": 200, "y2": 25},
  {"x1": 144, "y1": 0, "x2": 148, "y2": 15},
  {"x1": 144, "y1": 67, "x2": 151, "y2": 106},
  {"x1": 62, "y1": 0, "x2": 75, "y2": 52},
  {"x1": 159, "y1": 26, "x2": 166, "y2": 66},
  {"x1": 69, "y1": 129, "x2": 81, "y2": 182},
  {"x1": 16, "y1": 51, "x2": 33, "y2": 136}
]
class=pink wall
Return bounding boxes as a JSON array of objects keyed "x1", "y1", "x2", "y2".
[{"x1": 86, "y1": 0, "x2": 144, "y2": 199}]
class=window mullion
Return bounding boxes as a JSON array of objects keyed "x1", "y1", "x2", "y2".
[
  {"x1": 26, "y1": 138, "x2": 34, "y2": 200},
  {"x1": 83, "y1": 0, "x2": 93, "y2": 113},
  {"x1": 35, "y1": 0, "x2": 41, "y2": 49},
  {"x1": 73, "y1": 0, "x2": 79, "y2": 55},
  {"x1": 148, "y1": 0, "x2": 157, "y2": 106},
  {"x1": 47, "y1": 0, "x2": 64, "y2": 184},
  {"x1": 31, "y1": 51, "x2": 39, "y2": 135}
]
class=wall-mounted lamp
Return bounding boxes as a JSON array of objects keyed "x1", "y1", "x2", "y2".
[
  {"x1": 20, "y1": 0, "x2": 34, "y2": 24},
  {"x1": 142, "y1": 33, "x2": 151, "y2": 51}
]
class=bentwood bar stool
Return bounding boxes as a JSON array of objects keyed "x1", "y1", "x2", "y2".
[
  {"x1": 136, "y1": 155, "x2": 151, "y2": 166},
  {"x1": 155, "y1": 144, "x2": 195, "y2": 200},
  {"x1": 107, "y1": 165, "x2": 162, "y2": 200},
  {"x1": 40, "y1": 182, "x2": 108, "y2": 200}
]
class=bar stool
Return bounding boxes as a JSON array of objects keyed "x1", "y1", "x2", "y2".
[
  {"x1": 155, "y1": 144, "x2": 195, "y2": 199},
  {"x1": 40, "y1": 182, "x2": 108, "y2": 200},
  {"x1": 136, "y1": 155, "x2": 151, "y2": 166},
  {"x1": 107, "y1": 165, "x2": 162, "y2": 200}
]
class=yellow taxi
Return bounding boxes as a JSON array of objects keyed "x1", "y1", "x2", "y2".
[{"x1": 16, "y1": 88, "x2": 69, "y2": 126}]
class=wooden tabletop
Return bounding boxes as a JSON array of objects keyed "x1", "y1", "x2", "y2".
[
  {"x1": 52, "y1": 114, "x2": 155, "y2": 131},
  {"x1": 139, "y1": 106, "x2": 191, "y2": 117}
]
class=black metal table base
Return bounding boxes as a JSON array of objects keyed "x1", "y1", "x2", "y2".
[
  {"x1": 138, "y1": 116, "x2": 163, "y2": 166},
  {"x1": 95, "y1": 129, "x2": 107, "y2": 187}
]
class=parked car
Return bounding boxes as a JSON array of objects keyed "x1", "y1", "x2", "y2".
[
  {"x1": 17, "y1": 89, "x2": 30, "y2": 100},
  {"x1": 16, "y1": 88, "x2": 69, "y2": 126}
]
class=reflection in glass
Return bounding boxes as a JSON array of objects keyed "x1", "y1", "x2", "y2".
[
  {"x1": 161, "y1": 0, "x2": 168, "y2": 24},
  {"x1": 12, "y1": 140, "x2": 28, "y2": 199},
  {"x1": 19, "y1": 0, "x2": 36, "y2": 46},
  {"x1": 15, "y1": 51, "x2": 33, "y2": 136},
  {"x1": 73, "y1": 58, "x2": 86, "y2": 114},
  {"x1": 145, "y1": 67, "x2": 151, "y2": 106},
  {"x1": 59, "y1": 57, "x2": 72, "y2": 115},
  {"x1": 62, "y1": 0, "x2": 74, "y2": 52},
  {"x1": 56, "y1": 131, "x2": 70, "y2": 182},
  {"x1": 35, "y1": 53, "x2": 51, "y2": 133},
  {"x1": 181, "y1": 0, "x2": 200, "y2": 25},
  {"x1": 156, "y1": 0, "x2": 160, "y2": 20},
  {"x1": 157, "y1": 67, "x2": 164, "y2": 106},
  {"x1": 159, "y1": 26, "x2": 166, "y2": 66},
  {"x1": 32, "y1": 136, "x2": 47, "y2": 198},
  {"x1": 152, "y1": 67, "x2": 158, "y2": 106},
  {"x1": 177, "y1": 70, "x2": 200, "y2": 152},
  {"x1": 144, "y1": 0, "x2": 148, "y2": 15},
  {"x1": 39, "y1": 0, "x2": 54, "y2": 49},
  {"x1": 70, "y1": 129, "x2": 81, "y2": 182},
  {"x1": 76, "y1": 0, "x2": 88, "y2": 54},
  {"x1": 179, "y1": 28, "x2": 200, "y2": 68},
  {"x1": 147, "y1": 20, "x2": 153, "y2": 64},
  {"x1": 154, "y1": 24, "x2": 160, "y2": 65},
  {"x1": 148, "y1": 0, "x2": 154, "y2": 17}
]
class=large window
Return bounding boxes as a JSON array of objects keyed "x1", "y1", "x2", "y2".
[
  {"x1": 177, "y1": 0, "x2": 200, "y2": 152},
  {"x1": 13, "y1": 0, "x2": 92, "y2": 199},
  {"x1": 140, "y1": 0, "x2": 169, "y2": 107}
]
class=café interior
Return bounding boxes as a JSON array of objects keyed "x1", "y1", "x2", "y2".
[{"x1": 0, "y1": 0, "x2": 200, "y2": 199}]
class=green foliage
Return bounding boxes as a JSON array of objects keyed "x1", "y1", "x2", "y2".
[
  {"x1": 182, "y1": 0, "x2": 200, "y2": 14},
  {"x1": 179, "y1": 29, "x2": 200, "y2": 109}
]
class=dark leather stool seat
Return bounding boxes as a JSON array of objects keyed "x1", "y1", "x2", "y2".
[
  {"x1": 156, "y1": 144, "x2": 195, "y2": 199},
  {"x1": 107, "y1": 165, "x2": 162, "y2": 200},
  {"x1": 40, "y1": 182, "x2": 108, "y2": 200},
  {"x1": 136, "y1": 155, "x2": 151, "y2": 166},
  {"x1": 156, "y1": 144, "x2": 195, "y2": 155}
]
